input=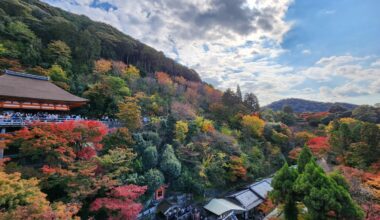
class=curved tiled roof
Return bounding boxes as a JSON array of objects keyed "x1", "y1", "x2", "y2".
[{"x1": 0, "y1": 71, "x2": 87, "y2": 103}]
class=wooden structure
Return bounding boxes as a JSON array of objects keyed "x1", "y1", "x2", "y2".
[
  {"x1": 0, "y1": 70, "x2": 87, "y2": 111},
  {"x1": 155, "y1": 185, "x2": 168, "y2": 201}
]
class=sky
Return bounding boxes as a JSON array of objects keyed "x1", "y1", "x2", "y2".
[{"x1": 42, "y1": 0, "x2": 380, "y2": 105}]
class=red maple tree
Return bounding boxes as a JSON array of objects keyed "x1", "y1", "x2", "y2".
[
  {"x1": 307, "y1": 136, "x2": 330, "y2": 156},
  {"x1": 90, "y1": 184, "x2": 147, "y2": 220}
]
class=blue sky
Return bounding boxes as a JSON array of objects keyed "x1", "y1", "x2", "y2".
[{"x1": 43, "y1": 0, "x2": 380, "y2": 105}]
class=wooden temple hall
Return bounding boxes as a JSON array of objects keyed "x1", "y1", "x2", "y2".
[
  {"x1": 0, "y1": 70, "x2": 87, "y2": 112},
  {"x1": 0, "y1": 70, "x2": 88, "y2": 157}
]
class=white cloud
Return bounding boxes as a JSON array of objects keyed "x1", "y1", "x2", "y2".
[{"x1": 41, "y1": 0, "x2": 380, "y2": 105}]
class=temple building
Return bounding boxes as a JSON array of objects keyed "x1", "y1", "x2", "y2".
[
  {"x1": 203, "y1": 178, "x2": 273, "y2": 220},
  {"x1": 0, "y1": 70, "x2": 87, "y2": 111},
  {"x1": 0, "y1": 69, "x2": 88, "y2": 158}
]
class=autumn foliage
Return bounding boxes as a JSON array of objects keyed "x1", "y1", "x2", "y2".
[
  {"x1": 90, "y1": 184, "x2": 147, "y2": 220},
  {"x1": 2, "y1": 121, "x2": 107, "y2": 165},
  {"x1": 307, "y1": 136, "x2": 330, "y2": 155}
]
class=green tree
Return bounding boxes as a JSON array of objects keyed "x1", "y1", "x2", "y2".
[
  {"x1": 352, "y1": 105, "x2": 378, "y2": 123},
  {"x1": 143, "y1": 169, "x2": 165, "y2": 193},
  {"x1": 142, "y1": 146, "x2": 158, "y2": 170},
  {"x1": 48, "y1": 64, "x2": 69, "y2": 89},
  {"x1": 243, "y1": 92, "x2": 260, "y2": 112},
  {"x1": 101, "y1": 127, "x2": 134, "y2": 153},
  {"x1": 46, "y1": 40, "x2": 72, "y2": 69},
  {"x1": 96, "y1": 147, "x2": 136, "y2": 181},
  {"x1": 297, "y1": 146, "x2": 313, "y2": 173},
  {"x1": 282, "y1": 105, "x2": 294, "y2": 114},
  {"x1": 236, "y1": 84, "x2": 242, "y2": 102},
  {"x1": 7, "y1": 21, "x2": 41, "y2": 65},
  {"x1": 294, "y1": 160, "x2": 364, "y2": 220},
  {"x1": 270, "y1": 163, "x2": 299, "y2": 220},
  {"x1": 160, "y1": 144, "x2": 181, "y2": 179},
  {"x1": 85, "y1": 76, "x2": 131, "y2": 117},
  {"x1": 360, "y1": 122, "x2": 380, "y2": 163},
  {"x1": 0, "y1": 43, "x2": 6, "y2": 55}
]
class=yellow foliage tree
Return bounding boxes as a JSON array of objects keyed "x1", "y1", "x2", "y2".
[
  {"x1": 241, "y1": 115, "x2": 265, "y2": 137},
  {"x1": 117, "y1": 97, "x2": 142, "y2": 131},
  {"x1": 175, "y1": 120, "x2": 189, "y2": 143},
  {"x1": 122, "y1": 64, "x2": 140, "y2": 81},
  {"x1": 195, "y1": 117, "x2": 215, "y2": 133},
  {"x1": 0, "y1": 171, "x2": 80, "y2": 219}
]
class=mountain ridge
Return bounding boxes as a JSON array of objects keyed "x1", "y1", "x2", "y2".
[{"x1": 265, "y1": 98, "x2": 358, "y2": 112}]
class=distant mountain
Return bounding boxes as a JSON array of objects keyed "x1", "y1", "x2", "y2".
[{"x1": 265, "y1": 98, "x2": 358, "y2": 113}]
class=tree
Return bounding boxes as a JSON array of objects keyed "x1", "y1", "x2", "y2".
[
  {"x1": 3, "y1": 121, "x2": 108, "y2": 167},
  {"x1": 270, "y1": 163, "x2": 299, "y2": 220},
  {"x1": 160, "y1": 145, "x2": 181, "y2": 179},
  {"x1": 96, "y1": 147, "x2": 136, "y2": 181},
  {"x1": 142, "y1": 146, "x2": 158, "y2": 170},
  {"x1": 143, "y1": 169, "x2": 165, "y2": 193},
  {"x1": 360, "y1": 122, "x2": 380, "y2": 164},
  {"x1": 194, "y1": 117, "x2": 215, "y2": 133},
  {"x1": 236, "y1": 84, "x2": 242, "y2": 102},
  {"x1": 241, "y1": 115, "x2": 265, "y2": 138},
  {"x1": 122, "y1": 64, "x2": 140, "y2": 82},
  {"x1": 48, "y1": 64, "x2": 69, "y2": 89},
  {"x1": 175, "y1": 121, "x2": 189, "y2": 143},
  {"x1": 294, "y1": 160, "x2": 364, "y2": 220},
  {"x1": 0, "y1": 171, "x2": 79, "y2": 219},
  {"x1": 117, "y1": 97, "x2": 142, "y2": 131},
  {"x1": 94, "y1": 59, "x2": 112, "y2": 74},
  {"x1": 156, "y1": 72, "x2": 173, "y2": 86},
  {"x1": 243, "y1": 92, "x2": 260, "y2": 112},
  {"x1": 102, "y1": 127, "x2": 134, "y2": 153},
  {"x1": 45, "y1": 40, "x2": 72, "y2": 69},
  {"x1": 297, "y1": 146, "x2": 313, "y2": 173},
  {"x1": 329, "y1": 104, "x2": 347, "y2": 113},
  {"x1": 85, "y1": 76, "x2": 131, "y2": 117},
  {"x1": 282, "y1": 105, "x2": 294, "y2": 114},
  {"x1": 307, "y1": 137, "x2": 330, "y2": 156},
  {"x1": 352, "y1": 105, "x2": 378, "y2": 123},
  {"x1": 90, "y1": 184, "x2": 147, "y2": 220}
]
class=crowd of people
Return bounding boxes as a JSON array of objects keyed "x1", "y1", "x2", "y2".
[{"x1": 0, "y1": 111, "x2": 85, "y2": 122}]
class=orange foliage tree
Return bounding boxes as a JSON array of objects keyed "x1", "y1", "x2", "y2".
[
  {"x1": 227, "y1": 156, "x2": 247, "y2": 181},
  {"x1": 95, "y1": 59, "x2": 112, "y2": 74},
  {"x1": 156, "y1": 71, "x2": 173, "y2": 86}
]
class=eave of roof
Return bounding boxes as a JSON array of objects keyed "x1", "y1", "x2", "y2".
[
  {"x1": 204, "y1": 199, "x2": 245, "y2": 216},
  {"x1": 0, "y1": 72, "x2": 87, "y2": 103}
]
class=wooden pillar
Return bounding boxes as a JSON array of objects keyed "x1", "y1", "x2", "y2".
[{"x1": 0, "y1": 127, "x2": 5, "y2": 159}]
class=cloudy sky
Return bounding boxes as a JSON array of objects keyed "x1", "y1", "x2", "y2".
[{"x1": 43, "y1": 0, "x2": 380, "y2": 105}]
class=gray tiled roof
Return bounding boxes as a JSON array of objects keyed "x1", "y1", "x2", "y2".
[
  {"x1": 227, "y1": 189, "x2": 262, "y2": 209},
  {"x1": 248, "y1": 179, "x2": 273, "y2": 199}
]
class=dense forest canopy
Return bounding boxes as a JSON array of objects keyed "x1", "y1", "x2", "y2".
[{"x1": 0, "y1": 0, "x2": 201, "y2": 84}]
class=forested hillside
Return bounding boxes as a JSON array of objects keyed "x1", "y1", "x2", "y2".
[
  {"x1": 266, "y1": 98, "x2": 357, "y2": 113},
  {"x1": 0, "y1": 0, "x2": 200, "y2": 86}
]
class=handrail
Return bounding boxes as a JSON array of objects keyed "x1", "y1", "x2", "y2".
[{"x1": 0, "y1": 118, "x2": 122, "y2": 128}]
